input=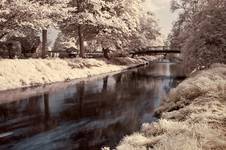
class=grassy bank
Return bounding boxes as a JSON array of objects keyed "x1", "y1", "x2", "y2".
[
  {"x1": 115, "y1": 64, "x2": 226, "y2": 150},
  {"x1": 0, "y1": 56, "x2": 159, "y2": 91}
]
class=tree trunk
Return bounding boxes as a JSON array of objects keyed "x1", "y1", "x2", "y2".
[
  {"x1": 78, "y1": 25, "x2": 85, "y2": 58},
  {"x1": 42, "y1": 29, "x2": 47, "y2": 58},
  {"x1": 102, "y1": 76, "x2": 108, "y2": 92},
  {"x1": 103, "y1": 48, "x2": 110, "y2": 59},
  {"x1": 77, "y1": 81, "x2": 85, "y2": 118},
  {"x1": 44, "y1": 93, "x2": 50, "y2": 120},
  {"x1": 76, "y1": 0, "x2": 85, "y2": 58},
  {"x1": 44, "y1": 93, "x2": 50, "y2": 129}
]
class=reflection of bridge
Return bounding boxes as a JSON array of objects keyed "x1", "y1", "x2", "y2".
[{"x1": 130, "y1": 46, "x2": 181, "y2": 57}]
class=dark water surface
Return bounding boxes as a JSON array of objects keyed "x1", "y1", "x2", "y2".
[{"x1": 0, "y1": 61, "x2": 184, "y2": 150}]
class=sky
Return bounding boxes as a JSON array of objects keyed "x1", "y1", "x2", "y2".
[{"x1": 143, "y1": 0, "x2": 178, "y2": 40}]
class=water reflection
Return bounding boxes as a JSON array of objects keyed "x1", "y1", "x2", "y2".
[{"x1": 0, "y1": 62, "x2": 184, "y2": 150}]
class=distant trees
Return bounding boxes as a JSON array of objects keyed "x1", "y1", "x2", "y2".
[
  {"x1": 56, "y1": 0, "x2": 160, "y2": 58},
  {"x1": 0, "y1": 0, "x2": 70, "y2": 58},
  {"x1": 1, "y1": 0, "x2": 160, "y2": 58},
  {"x1": 0, "y1": 0, "x2": 69, "y2": 38},
  {"x1": 169, "y1": 0, "x2": 226, "y2": 73},
  {"x1": 128, "y1": 11, "x2": 160, "y2": 50}
]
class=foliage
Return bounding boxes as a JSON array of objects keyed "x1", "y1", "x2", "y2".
[
  {"x1": 0, "y1": 0, "x2": 70, "y2": 39},
  {"x1": 57, "y1": 0, "x2": 160, "y2": 54},
  {"x1": 169, "y1": 0, "x2": 226, "y2": 73},
  {"x1": 0, "y1": 0, "x2": 160, "y2": 57}
]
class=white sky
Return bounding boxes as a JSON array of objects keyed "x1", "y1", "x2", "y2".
[{"x1": 143, "y1": 0, "x2": 178, "y2": 40}]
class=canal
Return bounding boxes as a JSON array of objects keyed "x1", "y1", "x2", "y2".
[{"x1": 0, "y1": 60, "x2": 185, "y2": 150}]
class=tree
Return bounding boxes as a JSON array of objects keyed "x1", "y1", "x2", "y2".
[
  {"x1": 0, "y1": 0, "x2": 69, "y2": 39},
  {"x1": 169, "y1": 0, "x2": 226, "y2": 73},
  {"x1": 128, "y1": 11, "x2": 160, "y2": 49},
  {"x1": 0, "y1": 0, "x2": 70, "y2": 58},
  {"x1": 58, "y1": 0, "x2": 160, "y2": 58},
  {"x1": 60, "y1": 0, "x2": 139, "y2": 57}
]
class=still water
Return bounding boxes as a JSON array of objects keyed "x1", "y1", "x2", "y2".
[{"x1": 0, "y1": 61, "x2": 184, "y2": 150}]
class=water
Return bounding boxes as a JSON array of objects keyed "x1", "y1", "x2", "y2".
[{"x1": 0, "y1": 61, "x2": 185, "y2": 150}]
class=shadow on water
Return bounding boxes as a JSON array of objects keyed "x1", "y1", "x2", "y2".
[{"x1": 0, "y1": 61, "x2": 185, "y2": 150}]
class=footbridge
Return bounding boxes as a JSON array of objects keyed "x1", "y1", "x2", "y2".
[{"x1": 130, "y1": 46, "x2": 181, "y2": 57}]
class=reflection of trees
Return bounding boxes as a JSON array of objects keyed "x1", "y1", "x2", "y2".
[
  {"x1": 0, "y1": 95, "x2": 43, "y2": 121},
  {"x1": 0, "y1": 95, "x2": 48, "y2": 142},
  {"x1": 76, "y1": 81, "x2": 85, "y2": 118},
  {"x1": 27, "y1": 95, "x2": 42, "y2": 114},
  {"x1": 43, "y1": 93, "x2": 58, "y2": 130},
  {"x1": 1, "y1": 95, "x2": 43, "y2": 119},
  {"x1": 56, "y1": 81, "x2": 86, "y2": 121},
  {"x1": 44, "y1": 93, "x2": 50, "y2": 126},
  {"x1": 115, "y1": 74, "x2": 122, "y2": 84},
  {"x1": 170, "y1": 63, "x2": 185, "y2": 77},
  {"x1": 58, "y1": 71, "x2": 151, "y2": 120},
  {"x1": 0, "y1": 63, "x2": 186, "y2": 150},
  {"x1": 113, "y1": 71, "x2": 152, "y2": 97},
  {"x1": 0, "y1": 105, "x2": 8, "y2": 121},
  {"x1": 102, "y1": 76, "x2": 108, "y2": 92}
]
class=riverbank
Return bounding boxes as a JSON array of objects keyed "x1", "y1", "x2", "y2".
[
  {"x1": 115, "y1": 64, "x2": 226, "y2": 150},
  {"x1": 0, "y1": 56, "x2": 159, "y2": 91}
]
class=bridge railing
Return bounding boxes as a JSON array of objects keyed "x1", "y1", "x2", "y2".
[
  {"x1": 146, "y1": 46, "x2": 179, "y2": 51},
  {"x1": 131, "y1": 46, "x2": 180, "y2": 52}
]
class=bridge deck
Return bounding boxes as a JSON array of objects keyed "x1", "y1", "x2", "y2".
[
  {"x1": 131, "y1": 50, "x2": 181, "y2": 54},
  {"x1": 130, "y1": 46, "x2": 181, "y2": 56}
]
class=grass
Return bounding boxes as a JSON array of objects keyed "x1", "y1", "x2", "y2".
[
  {"x1": 114, "y1": 63, "x2": 226, "y2": 150},
  {"x1": 0, "y1": 56, "x2": 159, "y2": 91}
]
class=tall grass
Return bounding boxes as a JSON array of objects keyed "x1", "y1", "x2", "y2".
[{"x1": 115, "y1": 64, "x2": 226, "y2": 150}]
